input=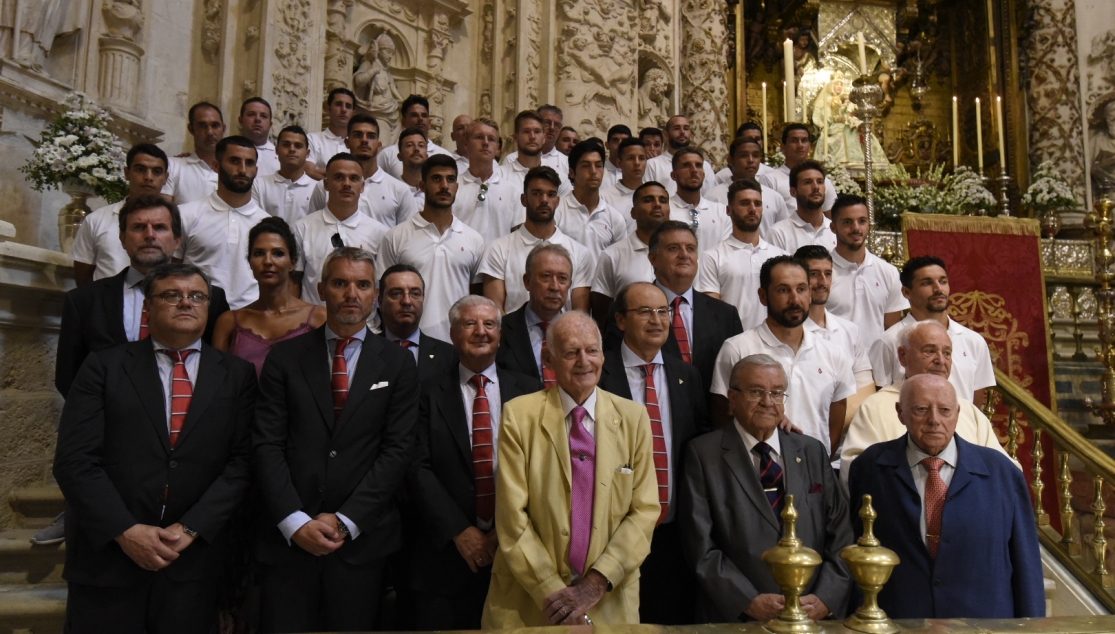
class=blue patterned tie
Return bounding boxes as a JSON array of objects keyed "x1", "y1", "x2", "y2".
[{"x1": 753, "y1": 441, "x2": 785, "y2": 523}]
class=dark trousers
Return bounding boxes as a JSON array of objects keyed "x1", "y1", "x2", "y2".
[
  {"x1": 639, "y1": 520, "x2": 696, "y2": 625},
  {"x1": 65, "y1": 576, "x2": 218, "y2": 634},
  {"x1": 258, "y1": 553, "x2": 386, "y2": 633},
  {"x1": 408, "y1": 567, "x2": 491, "y2": 631}
]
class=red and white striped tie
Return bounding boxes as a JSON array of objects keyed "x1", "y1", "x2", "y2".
[
  {"x1": 158, "y1": 350, "x2": 194, "y2": 449},
  {"x1": 332, "y1": 337, "x2": 356, "y2": 420},
  {"x1": 643, "y1": 364, "x2": 670, "y2": 524},
  {"x1": 470, "y1": 374, "x2": 495, "y2": 524}
]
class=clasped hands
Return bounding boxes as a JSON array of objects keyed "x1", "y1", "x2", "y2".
[
  {"x1": 745, "y1": 593, "x2": 829, "y2": 622},
  {"x1": 116, "y1": 522, "x2": 195, "y2": 572},
  {"x1": 542, "y1": 569, "x2": 608, "y2": 625},
  {"x1": 454, "y1": 526, "x2": 498, "y2": 572},
  {"x1": 292, "y1": 513, "x2": 348, "y2": 556}
]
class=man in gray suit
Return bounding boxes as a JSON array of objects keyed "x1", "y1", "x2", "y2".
[{"x1": 679, "y1": 353, "x2": 853, "y2": 623}]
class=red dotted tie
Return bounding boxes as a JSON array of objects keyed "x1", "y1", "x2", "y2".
[
  {"x1": 643, "y1": 364, "x2": 669, "y2": 525},
  {"x1": 139, "y1": 304, "x2": 150, "y2": 340},
  {"x1": 470, "y1": 374, "x2": 495, "y2": 524},
  {"x1": 332, "y1": 338, "x2": 356, "y2": 420},
  {"x1": 538, "y1": 321, "x2": 558, "y2": 389},
  {"x1": 922, "y1": 457, "x2": 947, "y2": 559},
  {"x1": 158, "y1": 350, "x2": 194, "y2": 449},
  {"x1": 671, "y1": 296, "x2": 692, "y2": 364}
]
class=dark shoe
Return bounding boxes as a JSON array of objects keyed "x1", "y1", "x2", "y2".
[{"x1": 30, "y1": 513, "x2": 64, "y2": 546}]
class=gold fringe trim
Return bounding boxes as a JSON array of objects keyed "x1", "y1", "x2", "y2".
[{"x1": 900, "y1": 213, "x2": 1041, "y2": 237}]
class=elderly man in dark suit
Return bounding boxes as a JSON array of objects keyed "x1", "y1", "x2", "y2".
[
  {"x1": 848, "y1": 373, "x2": 1045, "y2": 618},
  {"x1": 53, "y1": 262, "x2": 256, "y2": 634},
  {"x1": 600, "y1": 281, "x2": 710, "y2": 624},
  {"x1": 405, "y1": 295, "x2": 540, "y2": 629},
  {"x1": 254, "y1": 247, "x2": 418, "y2": 633},
  {"x1": 496, "y1": 243, "x2": 575, "y2": 387},
  {"x1": 379, "y1": 262, "x2": 457, "y2": 382},
  {"x1": 679, "y1": 353, "x2": 853, "y2": 623}
]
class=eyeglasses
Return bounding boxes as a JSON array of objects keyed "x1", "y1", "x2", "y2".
[
  {"x1": 689, "y1": 208, "x2": 700, "y2": 230},
  {"x1": 153, "y1": 291, "x2": 210, "y2": 306},
  {"x1": 730, "y1": 386, "x2": 788, "y2": 404},
  {"x1": 331, "y1": 233, "x2": 344, "y2": 249},
  {"x1": 623, "y1": 306, "x2": 673, "y2": 318},
  {"x1": 477, "y1": 183, "x2": 489, "y2": 202}
]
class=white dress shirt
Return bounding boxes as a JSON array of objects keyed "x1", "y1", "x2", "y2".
[
  {"x1": 696, "y1": 236, "x2": 788, "y2": 331},
  {"x1": 736, "y1": 422, "x2": 784, "y2": 472},
  {"x1": 152, "y1": 337, "x2": 202, "y2": 429},
  {"x1": 827, "y1": 250, "x2": 909, "y2": 345},
  {"x1": 656, "y1": 282, "x2": 694, "y2": 343},
  {"x1": 524, "y1": 305, "x2": 558, "y2": 377},
  {"x1": 907, "y1": 436, "x2": 957, "y2": 547},
  {"x1": 869, "y1": 314, "x2": 997, "y2": 402},
  {"x1": 293, "y1": 208, "x2": 390, "y2": 305},
  {"x1": 804, "y1": 310, "x2": 874, "y2": 388},
  {"x1": 177, "y1": 192, "x2": 271, "y2": 309},
  {"x1": 307, "y1": 129, "x2": 348, "y2": 166},
  {"x1": 558, "y1": 386, "x2": 598, "y2": 439},
  {"x1": 599, "y1": 180, "x2": 638, "y2": 235},
  {"x1": 620, "y1": 343, "x2": 675, "y2": 521},
  {"x1": 768, "y1": 212, "x2": 838, "y2": 253},
  {"x1": 502, "y1": 156, "x2": 574, "y2": 197},
  {"x1": 478, "y1": 225, "x2": 593, "y2": 313},
  {"x1": 69, "y1": 200, "x2": 129, "y2": 280},
  {"x1": 642, "y1": 150, "x2": 717, "y2": 196},
  {"x1": 252, "y1": 171, "x2": 317, "y2": 224},
  {"x1": 453, "y1": 166, "x2": 525, "y2": 244},
  {"x1": 122, "y1": 267, "x2": 146, "y2": 341},
  {"x1": 706, "y1": 181, "x2": 789, "y2": 238},
  {"x1": 591, "y1": 232, "x2": 653, "y2": 298},
  {"x1": 375, "y1": 214, "x2": 485, "y2": 341},
  {"x1": 461, "y1": 363, "x2": 503, "y2": 470},
  {"x1": 758, "y1": 164, "x2": 837, "y2": 212},
  {"x1": 384, "y1": 328, "x2": 422, "y2": 364},
  {"x1": 378, "y1": 139, "x2": 450, "y2": 179},
  {"x1": 162, "y1": 153, "x2": 218, "y2": 205},
  {"x1": 309, "y1": 169, "x2": 419, "y2": 228},
  {"x1": 554, "y1": 194, "x2": 628, "y2": 262},
  {"x1": 255, "y1": 141, "x2": 280, "y2": 177},
  {"x1": 668, "y1": 194, "x2": 731, "y2": 253}
]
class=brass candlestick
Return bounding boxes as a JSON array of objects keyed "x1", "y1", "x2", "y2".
[
  {"x1": 761, "y1": 495, "x2": 823, "y2": 634},
  {"x1": 1084, "y1": 193, "x2": 1115, "y2": 428},
  {"x1": 849, "y1": 75, "x2": 884, "y2": 237},
  {"x1": 840, "y1": 495, "x2": 901, "y2": 634}
]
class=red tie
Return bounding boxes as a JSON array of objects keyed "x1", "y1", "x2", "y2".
[
  {"x1": 643, "y1": 364, "x2": 669, "y2": 525},
  {"x1": 538, "y1": 321, "x2": 558, "y2": 389},
  {"x1": 922, "y1": 457, "x2": 947, "y2": 558},
  {"x1": 139, "y1": 304, "x2": 150, "y2": 340},
  {"x1": 158, "y1": 350, "x2": 194, "y2": 449},
  {"x1": 332, "y1": 337, "x2": 356, "y2": 420},
  {"x1": 671, "y1": 296, "x2": 692, "y2": 364},
  {"x1": 397, "y1": 339, "x2": 414, "y2": 348},
  {"x1": 470, "y1": 374, "x2": 495, "y2": 524}
]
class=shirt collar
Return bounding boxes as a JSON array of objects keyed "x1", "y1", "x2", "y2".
[
  {"x1": 323, "y1": 207, "x2": 361, "y2": 228},
  {"x1": 207, "y1": 191, "x2": 261, "y2": 217},
  {"x1": 125, "y1": 266, "x2": 145, "y2": 289},
  {"x1": 516, "y1": 224, "x2": 563, "y2": 246},
  {"x1": 152, "y1": 337, "x2": 203, "y2": 354},
  {"x1": 628, "y1": 232, "x2": 649, "y2": 251},
  {"x1": 831, "y1": 249, "x2": 870, "y2": 271},
  {"x1": 322, "y1": 128, "x2": 343, "y2": 142},
  {"x1": 462, "y1": 166, "x2": 501, "y2": 184},
  {"x1": 620, "y1": 342, "x2": 664, "y2": 369},
  {"x1": 325, "y1": 325, "x2": 368, "y2": 344},
  {"x1": 460, "y1": 362, "x2": 499, "y2": 386},
  {"x1": 655, "y1": 281, "x2": 693, "y2": 306},
  {"x1": 385, "y1": 327, "x2": 421, "y2": 347},
  {"x1": 756, "y1": 320, "x2": 815, "y2": 352},
  {"x1": 256, "y1": 141, "x2": 276, "y2": 152},
  {"x1": 735, "y1": 421, "x2": 781, "y2": 458},
  {"x1": 558, "y1": 386, "x2": 598, "y2": 420},
  {"x1": 525, "y1": 304, "x2": 561, "y2": 327},
  {"x1": 270, "y1": 171, "x2": 314, "y2": 187},
  {"x1": 725, "y1": 235, "x2": 766, "y2": 250},
  {"x1": 789, "y1": 212, "x2": 830, "y2": 231},
  {"x1": 411, "y1": 213, "x2": 463, "y2": 234},
  {"x1": 670, "y1": 193, "x2": 710, "y2": 211},
  {"x1": 564, "y1": 194, "x2": 608, "y2": 215},
  {"x1": 185, "y1": 153, "x2": 212, "y2": 169},
  {"x1": 803, "y1": 310, "x2": 839, "y2": 335},
  {"x1": 906, "y1": 435, "x2": 958, "y2": 469},
  {"x1": 365, "y1": 169, "x2": 384, "y2": 184}
]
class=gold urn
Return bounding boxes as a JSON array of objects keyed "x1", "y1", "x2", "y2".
[
  {"x1": 840, "y1": 495, "x2": 901, "y2": 634},
  {"x1": 761, "y1": 495, "x2": 823, "y2": 634}
]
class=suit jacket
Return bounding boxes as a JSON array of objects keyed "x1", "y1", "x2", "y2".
[
  {"x1": 679, "y1": 427, "x2": 854, "y2": 622},
  {"x1": 405, "y1": 365, "x2": 541, "y2": 594},
  {"x1": 603, "y1": 291, "x2": 742, "y2": 396},
  {"x1": 496, "y1": 304, "x2": 540, "y2": 382},
  {"x1": 53, "y1": 340, "x2": 257, "y2": 587},
  {"x1": 848, "y1": 434, "x2": 1045, "y2": 619},
  {"x1": 55, "y1": 267, "x2": 231, "y2": 398},
  {"x1": 380, "y1": 330, "x2": 458, "y2": 384},
  {"x1": 254, "y1": 326, "x2": 418, "y2": 566},
  {"x1": 481, "y1": 388, "x2": 660, "y2": 628}
]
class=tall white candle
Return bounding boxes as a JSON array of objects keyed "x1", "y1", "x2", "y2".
[
  {"x1": 858, "y1": 32, "x2": 868, "y2": 76},
  {"x1": 761, "y1": 82, "x2": 768, "y2": 153},
  {"x1": 975, "y1": 97, "x2": 984, "y2": 173},
  {"x1": 952, "y1": 96, "x2": 959, "y2": 168},
  {"x1": 783, "y1": 81, "x2": 790, "y2": 121},
  {"x1": 784, "y1": 39, "x2": 795, "y2": 120},
  {"x1": 996, "y1": 96, "x2": 1007, "y2": 169}
]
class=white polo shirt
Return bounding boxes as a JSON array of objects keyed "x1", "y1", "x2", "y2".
[
  {"x1": 478, "y1": 225, "x2": 593, "y2": 312},
  {"x1": 715, "y1": 163, "x2": 773, "y2": 185},
  {"x1": 501, "y1": 156, "x2": 574, "y2": 198},
  {"x1": 504, "y1": 147, "x2": 570, "y2": 179},
  {"x1": 177, "y1": 192, "x2": 271, "y2": 309},
  {"x1": 696, "y1": 236, "x2": 787, "y2": 330},
  {"x1": 758, "y1": 164, "x2": 837, "y2": 212},
  {"x1": 375, "y1": 214, "x2": 485, "y2": 341},
  {"x1": 378, "y1": 139, "x2": 450, "y2": 179},
  {"x1": 668, "y1": 194, "x2": 731, "y2": 253},
  {"x1": 255, "y1": 141, "x2": 280, "y2": 177},
  {"x1": 707, "y1": 181, "x2": 789, "y2": 238},
  {"x1": 309, "y1": 169, "x2": 419, "y2": 228},
  {"x1": 642, "y1": 150, "x2": 716, "y2": 196},
  {"x1": 554, "y1": 194, "x2": 628, "y2": 262},
  {"x1": 162, "y1": 154, "x2": 218, "y2": 205},
  {"x1": 602, "y1": 160, "x2": 621, "y2": 190},
  {"x1": 307, "y1": 129, "x2": 347, "y2": 166},
  {"x1": 252, "y1": 171, "x2": 317, "y2": 224},
  {"x1": 600, "y1": 180, "x2": 638, "y2": 235},
  {"x1": 768, "y1": 212, "x2": 838, "y2": 253},
  {"x1": 69, "y1": 200, "x2": 129, "y2": 280},
  {"x1": 804, "y1": 310, "x2": 874, "y2": 388},
  {"x1": 869, "y1": 314, "x2": 996, "y2": 402},
  {"x1": 452, "y1": 166, "x2": 525, "y2": 244},
  {"x1": 827, "y1": 250, "x2": 908, "y2": 345},
  {"x1": 590, "y1": 232, "x2": 654, "y2": 298},
  {"x1": 293, "y1": 208, "x2": 389, "y2": 305},
  {"x1": 710, "y1": 322, "x2": 856, "y2": 454}
]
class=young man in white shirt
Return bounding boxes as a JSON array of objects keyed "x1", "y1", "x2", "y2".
[
  {"x1": 71, "y1": 144, "x2": 169, "y2": 285},
  {"x1": 554, "y1": 140, "x2": 628, "y2": 261},
  {"x1": 768, "y1": 159, "x2": 838, "y2": 252},
  {"x1": 480, "y1": 166, "x2": 593, "y2": 313},
  {"x1": 252, "y1": 125, "x2": 317, "y2": 224},
  {"x1": 712, "y1": 122, "x2": 773, "y2": 186},
  {"x1": 448, "y1": 114, "x2": 473, "y2": 173},
  {"x1": 305, "y1": 87, "x2": 355, "y2": 179},
  {"x1": 669, "y1": 147, "x2": 731, "y2": 253},
  {"x1": 590, "y1": 181, "x2": 668, "y2": 323},
  {"x1": 177, "y1": 136, "x2": 271, "y2": 309},
  {"x1": 696, "y1": 178, "x2": 787, "y2": 330},
  {"x1": 643, "y1": 116, "x2": 716, "y2": 195},
  {"x1": 758, "y1": 124, "x2": 837, "y2": 213},
  {"x1": 238, "y1": 97, "x2": 280, "y2": 177},
  {"x1": 502, "y1": 110, "x2": 573, "y2": 197},
  {"x1": 502, "y1": 105, "x2": 570, "y2": 177},
  {"x1": 376, "y1": 154, "x2": 485, "y2": 341},
  {"x1": 377, "y1": 94, "x2": 450, "y2": 178},
  {"x1": 639, "y1": 127, "x2": 664, "y2": 159},
  {"x1": 555, "y1": 126, "x2": 579, "y2": 156},
  {"x1": 707, "y1": 137, "x2": 788, "y2": 237},
  {"x1": 397, "y1": 126, "x2": 429, "y2": 208},
  {"x1": 292, "y1": 153, "x2": 389, "y2": 305},
  {"x1": 600, "y1": 137, "x2": 647, "y2": 231},
  {"x1": 162, "y1": 101, "x2": 224, "y2": 205},
  {"x1": 452, "y1": 118, "x2": 524, "y2": 243},
  {"x1": 601, "y1": 124, "x2": 631, "y2": 190}
]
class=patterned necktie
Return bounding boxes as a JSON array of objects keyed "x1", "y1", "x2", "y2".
[
  {"x1": 642, "y1": 364, "x2": 669, "y2": 525},
  {"x1": 538, "y1": 321, "x2": 558, "y2": 389},
  {"x1": 396, "y1": 339, "x2": 414, "y2": 348},
  {"x1": 470, "y1": 374, "x2": 495, "y2": 524},
  {"x1": 331, "y1": 337, "x2": 356, "y2": 420},
  {"x1": 568, "y1": 405, "x2": 595, "y2": 575},
  {"x1": 158, "y1": 350, "x2": 195, "y2": 449},
  {"x1": 670, "y1": 296, "x2": 692, "y2": 364},
  {"x1": 753, "y1": 441, "x2": 785, "y2": 522},
  {"x1": 138, "y1": 303, "x2": 150, "y2": 340},
  {"x1": 922, "y1": 457, "x2": 947, "y2": 559}
]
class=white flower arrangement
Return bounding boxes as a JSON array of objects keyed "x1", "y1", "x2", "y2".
[
  {"x1": 1022, "y1": 161, "x2": 1078, "y2": 213},
  {"x1": 20, "y1": 92, "x2": 128, "y2": 202},
  {"x1": 767, "y1": 148, "x2": 785, "y2": 168},
  {"x1": 874, "y1": 163, "x2": 997, "y2": 226},
  {"x1": 819, "y1": 153, "x2": 863, "y2": 196},
  {"x1": 941, "y1": 166, "x2": 996, "y2": 214}
]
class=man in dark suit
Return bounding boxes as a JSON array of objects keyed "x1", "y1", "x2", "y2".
[
  {"x1": 600, "y1": 282, "x2": 709, "y2": 624},
  {"x1": 496, "y1": 243, "x2": 574, "y2": 386},
  {"x1": 848, "y1": 374, "x2": 1045, "y2": 619},
  {"x1": 254, "y1": 246, "x2": 418, "y2": 633},
  {"x1": 679, "y1": 353, "x2": 853, "y2": 623},
  {"x1": 379, "y1": 262, "x2": 456, "y2": 382},
  {"x1": 405, "y1": 295, "x2": 541, "y2": 629},
  {"x1": 53, "y1": 262, "x2": 257, "y2": 634}
]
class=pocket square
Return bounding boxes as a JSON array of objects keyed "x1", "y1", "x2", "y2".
[
  {"x1": 809, "y1": 483, "x2": 824, "y2": 494},
  {"x1": 615, "y1": 466, "x2": 634, "y2": 475},
  {"x1": 369, "y1": 381, "x2": 390, "y2": 391}
]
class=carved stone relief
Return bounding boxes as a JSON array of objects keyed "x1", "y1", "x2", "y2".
[
  {"x1": 102, "y1": 0, "x2": 143, "y2": 42},
  {"x1": 324, "y1": 0, "x2": 354, "y2": 96},
  {"x1": 556, "y1": 0, "x2": 638, "y2": 139},
  {"x1": 679, "y1": 0, "x2": 729, "y2": 167},
  {"x1": 0, "y1": 0, "x2": 74, "y2": 72},
  {"x1": 271, "y1": 0, "x2": 314, "y2": 129},
  {"x1": 201, "y1": 0, "x2": 223, "y2": 64},
  {"x1": 353, "y1": 29, "x2": 404, "y2": 140}
]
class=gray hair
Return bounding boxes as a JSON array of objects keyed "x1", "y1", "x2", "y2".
[
  {"x1": 321, "y1": 246, "x2": 377, "y2": 283},
  {"x1": 524, "y1": 242, "x2": 573, "y2": 279},
  {"x1": 897, "y1": 320, "x2": 949, "y2": 352},
  {"x1": 142, "y1": 262, "x2": 211, "y2": 298},
  {"x1": 545, "y1": 310, "x2": 600, "y2": 353},
  {"x1": 728, "y1": 353, "x2": 787, "y2": 389},
  {"x1": 448, "y1": 295, "x2": 503, "y2": 329}
]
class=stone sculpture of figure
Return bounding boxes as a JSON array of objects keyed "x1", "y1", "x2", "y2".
[
  {"x1": 1090, "y1": 95, "x2": 1115, "y2": 195},
  {"x1": 639, "y1": 0, "x2": 670, "y2": 48},
  {"x1": 0, "y1": 0, "x2": 72, "y2": 71},
  {"x1": 566, "y1": 27, "x2": 632, "y2": 118},
  {"x1": 102, "y1": 0, "x2": 143, "y2": 42},
  {"x1": 813, "y1": 72, "x2": 863, "y2": 165},
  {"x1": 639, "y1": 67, "x2": 670, "y2": 129},
  {"x1": 354, "y1": 32, "x2": 402, "y2": 130}
]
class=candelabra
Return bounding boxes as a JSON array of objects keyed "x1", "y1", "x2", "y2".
[
  {"x1": 761, "y1": 496, "x2": 822, "y2": 633},
  {"x1": 999, "y1": 170, "x2": 1012, "y2": 217},
  {"x1": 849, "y1": 75, "x2": 884, "y2": 234},
  {"x1": 840, "y1": 496, "x2": 901, "y2": 633},
  {"x1": 1084, "y1": 193, "x2": 1115, "y2": 428}
]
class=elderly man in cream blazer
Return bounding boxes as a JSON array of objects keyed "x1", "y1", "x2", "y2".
[{"x1": 482, "y1": 311, "x2": 660, "y2": 628}]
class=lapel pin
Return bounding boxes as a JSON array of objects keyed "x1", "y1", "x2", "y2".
[
  {"x1": 429, "y1": 354, "x2": 435, "y2": 358},
  {"x1": 796, "y1": 457, "x2": 802, "y2": 463},
  {"x1": 679, "y1": 379, "x2": 683, "y2": 384}
]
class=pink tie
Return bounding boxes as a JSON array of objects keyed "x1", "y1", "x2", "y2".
[{"x1": 568, "y1": 405, "x2": 595, "y2": 576}]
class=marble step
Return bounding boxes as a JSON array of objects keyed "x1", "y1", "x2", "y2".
[{"x1": 0, "y1": 583, "x2": 65, "y2": 634}]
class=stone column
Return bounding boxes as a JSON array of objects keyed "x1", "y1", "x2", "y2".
[
  {"x1": 97, "y1": 37, "x2": 143, "y2": 113},
  {"x1": 680, "y1": 0, "x2": 730, "y2": 168},
  {"x1": 425, "y1": 11, "x2": 451, "y2": 145}
]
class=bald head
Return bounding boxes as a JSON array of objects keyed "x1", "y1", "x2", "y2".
[
  {"x1": 897, "y1": 320, "x2": 953, "y2": 380},
  {"x1": 897, "y1": 374, "x2": 959, "y2": 456}
]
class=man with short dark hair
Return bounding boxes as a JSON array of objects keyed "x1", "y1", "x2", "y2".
[
  {"x1": 643, "y1": 116, "x2": 716, "y2": 195},
  {"x1": 602, "y1": 124, "x2": 631, "y2": 189},
  {"x1": 591, "y1": 182, "x2": 667, "y2": 322},
  {"x1": 397, "y1": 126, "x2": 430, "y2": 206},
  {"x1": 163, "y1": 102, "x2": 225, "y2": 205},
  {"x1": 707, "y1": 138, "x2": 788, "y2": 236},
  {"x1": 600, "y1": 137, "x2": 647, "y2": 225},
  {"x1": 502, "y1": 110, "x2": 573, "y2": 196},
  {"x1": 711, "y1": 122, "x2": 773, "y2": 186},
  {"x1": 54, "y1": 262, "x2": 256, "y2": 634},
  {"x1": 555, "y1": 126, "x2": 580, "y2": 155},
  {"x1": 238, "y1": 97, "x2": 280, "y2": 176},
  {"x1": 378, "y1": 94, "x2": 452, "y2": 178},
  {"x1": 758, "y1": 124, "x2": 836, "y2": 213},
  {"x1": 378, "y1": 263, "x2": 457, "y2": 383},
  {"x1": 448, "y1": 114, "x2": 473, "y2": 172},
  {"x1": 639, "y1": 127, "x2": 664, "y2": 159},
  {"x1": 252, "y1": 125, "x2": 317, "y2": 224},
  {"x1": 72, "y1": 144, "x2": 170, "y2": 284},
  {"x1": 554, "y1": 140, "x2": 628, "y2": 260},
  {"x1": 453, "y1": 118, "x2": 525, "y2": 243},
  {"x1": 307, "y1": 88, "x2": 356, "y2": 174},
  {"x1": 669, "y1": 147, "x2": 730, "y2": 252},
  {"x1": 768, "y1": 159, "x2": 837, "y2": 252}
]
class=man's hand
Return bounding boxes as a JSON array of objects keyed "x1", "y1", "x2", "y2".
[
  {"x1": 744, "y1": 593, "x2": 785, "y2": 621},
  {"x1": 314, "y1": 512, "x2": 345, "y2": 536},
  {"x1": 779, "y1": 415, "x2": 803, "y2": 434},
  {"x1": 454, "y1": 526, "x2": 491, "y2": 573},
  {"x1": 292, "y1": 519, "x2": 344, "y2": 556},
  {"x1": 116, "y1": 524, "x2": 181, "y2": 571},
  {"x1": 162, "y1": 523, "x2": 196, "y2": 553},
  {"x1": 543, "y1": 570, "x2": 609, "y2": 625},
  {"x1": 483, "y1": 529, "x2": 498, "y2": 561},
  {"x1": 800, "y1": 595, "x2": 830, "y2": 620}
]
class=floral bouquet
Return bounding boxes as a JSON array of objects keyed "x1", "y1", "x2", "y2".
[
  {"x1": 819, "y1": 153, "x2": 863, "y2": 196},
  {"x1": 20, "y1": 92, "x2": 128, "y2": 203},
  {"x1": 940, "y1": 166, "x2": 996, "y2": 215},
  {"x1": 1022, "y1": 161, "x2": 1078, "y2": 213}
]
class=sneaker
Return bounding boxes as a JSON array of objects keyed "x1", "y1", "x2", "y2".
[{"x1": 30, "y1": 513, "x2": 64, "y2": 546}]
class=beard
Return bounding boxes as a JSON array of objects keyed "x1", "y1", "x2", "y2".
[
  {"x1": 769, "y1": 304, "x2": 807, "y2": 328},
  {"x1": 733, "y1": 216, "x2": 761, "y2": 233},
  {"x1": 219, "y1": 170, "x2": 253, "y2": 194}
]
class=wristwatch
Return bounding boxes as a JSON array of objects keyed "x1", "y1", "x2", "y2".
[
  {"x1": 180, "y1": 525, "x2": 199, "y2": 539},
  {"x1": 336, "y1": 520, "x2": 350, "y2": 538}
]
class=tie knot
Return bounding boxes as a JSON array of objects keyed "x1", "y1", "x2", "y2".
[
  {"x1": 642, "y1": 363, "x2": 657, "y2": 377},
  {"x1": 334, "y1": 337, "x2": 357, "y2": 355},
  {"x1": 753, "y1": 441, "x2": 774, "y2": 457},
  {"x1": 159, "y1": 349, "x2": 194, "y2": 364},
  {"x1": 538, "y1": 320, "x2": 550, "y2": 333},
  {"x1": 397, "y1": 339, "x2": 414, "y2": 349},
  {"x1": 921, "y1": 456, "x2": 945, "y2": 472},
  {"x1": 571, "y1": 405, "x2": 588, "y2": 428},
  {"x1": 469, "y1": 373, "x2": 489, "y2": 390},
  {"x1": 671, "y1": 296, "x2": 684, "y2": 310}
]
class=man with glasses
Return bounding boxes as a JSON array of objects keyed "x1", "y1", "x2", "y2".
[
  {"x1": 453, "y1": 118, "x2": 524, "y2": 243},
  {"x1": 600, "y1": 282, "x2": 708, "y2": 624}
]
